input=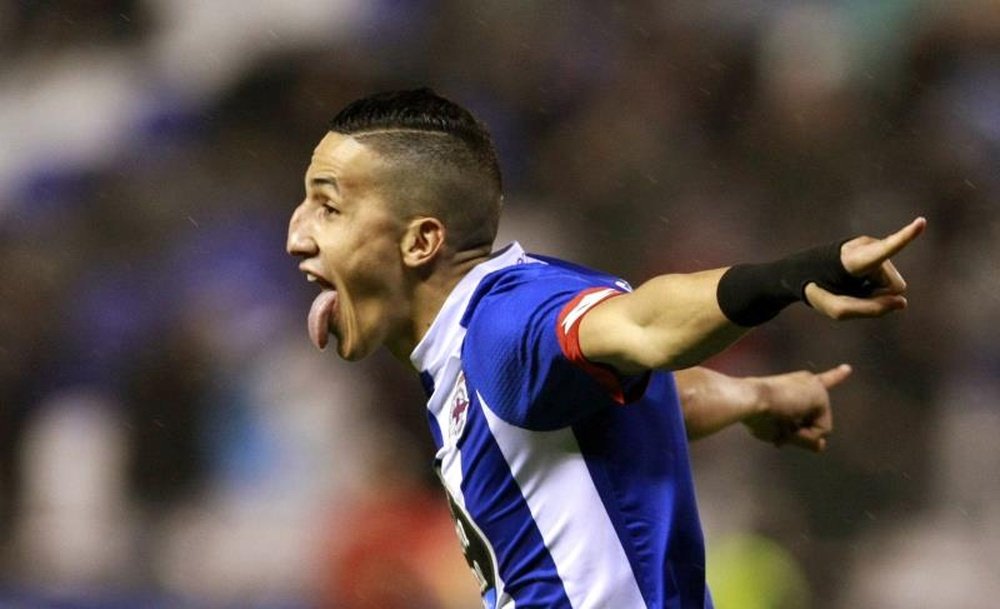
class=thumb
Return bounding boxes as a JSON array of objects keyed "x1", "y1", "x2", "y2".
[{"x1": 816, "y1": 363, "x2": 852, "y2": 389}]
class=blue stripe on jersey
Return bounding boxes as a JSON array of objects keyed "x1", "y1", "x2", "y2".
[
  {"x1": 462, "y1": 264, "x2": 639, "y2": 431},
  {"x1": 427, "y1": 410, "x2": 444, "y2": 451},
  {"x1": 526, "y1": 253, "x2": 631, "y2": 290},
  {"x1": 573, "y1": 372, "x2": 711, "y2": 609},
  {"x1": 419, "y1": 370, "x2": 436, "y2": 398},
  {"x1": 460, "y1": 388, "x2": 574, "y2": 609}
]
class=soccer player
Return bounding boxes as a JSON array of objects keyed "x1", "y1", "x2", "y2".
[{"x1": 286, "y1": 89, "x2": 925, "y2": 609}]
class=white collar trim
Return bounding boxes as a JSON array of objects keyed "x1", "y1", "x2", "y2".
[{"x1": 410, "y1": 242, "x2": 527, "y2": 376}]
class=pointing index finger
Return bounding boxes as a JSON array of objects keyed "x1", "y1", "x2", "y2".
[
  {"x1": 817, "y1": 363, "x2": 852, "y2": 388},
  {"x1": 843, "y1": 217, "x2": 927, "y2": 275},
  {"x1": 878, "y1": 217, "x2": 927, "y2": 260}
]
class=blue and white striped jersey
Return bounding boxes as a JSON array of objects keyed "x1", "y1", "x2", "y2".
[{"x1": 410, "y1": 242, "x2": 712, "y2": 609}]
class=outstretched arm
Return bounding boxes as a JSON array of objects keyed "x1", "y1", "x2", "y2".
[
  {"x1": 579, "y1": 218, "x2": 926, "y2": 373},
  {"x1": 674, "y1": 365, "x2": 852, "y2": 452}
]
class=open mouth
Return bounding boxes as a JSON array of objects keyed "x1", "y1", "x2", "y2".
[{"x1": 306, "y1": 272, "x2": 334, "y2": 290}]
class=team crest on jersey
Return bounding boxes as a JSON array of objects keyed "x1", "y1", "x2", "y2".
[{"x1": 449, "y1": 372, "x2": 470, "y2": 442}]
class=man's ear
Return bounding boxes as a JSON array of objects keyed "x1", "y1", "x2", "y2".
[{"x1": 401, "y1": 216, "x2": 446, "y2": 268}]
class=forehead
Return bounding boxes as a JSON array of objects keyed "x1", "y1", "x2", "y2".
[{"x1": 305, "y1": 132, "x2": 383, "y2": 182}]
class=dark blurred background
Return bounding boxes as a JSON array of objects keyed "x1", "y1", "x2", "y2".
[{"x1": 1, "y1": 1, "x2": 998, "y2": 608}]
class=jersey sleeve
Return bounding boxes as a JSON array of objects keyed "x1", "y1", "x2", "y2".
[
  {"x1": 462, "y1": 271, "x2": 650, "y2": 431},
  {"x1": 555, "y1": 287, "x2": 651, "y2": 404}
]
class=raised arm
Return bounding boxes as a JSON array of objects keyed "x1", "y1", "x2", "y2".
[{"x1": 578, "y1": 218, "x2": 926, "y2": 374}]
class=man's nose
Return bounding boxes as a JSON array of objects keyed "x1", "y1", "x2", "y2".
[{"x1": 286, "y1": 203, "x2": 317, "y2": 257}]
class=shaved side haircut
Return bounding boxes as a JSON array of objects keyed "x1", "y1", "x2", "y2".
[{"x1": 328, "y1": 89, "x2": 503, "y2": 251}]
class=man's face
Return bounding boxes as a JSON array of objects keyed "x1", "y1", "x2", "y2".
[{"x1": 287, "y1": 132, "x2": 408, "y2": 360}]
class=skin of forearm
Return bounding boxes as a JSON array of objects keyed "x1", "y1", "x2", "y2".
[{"x1": 673, "y1": 367, "x2": 766, "y2": 440}]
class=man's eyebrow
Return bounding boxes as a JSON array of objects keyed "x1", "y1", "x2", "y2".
[{"x1": 309, "y1": 177, "x2": 339, "y2": 192}]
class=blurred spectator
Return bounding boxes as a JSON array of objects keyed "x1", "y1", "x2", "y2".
[
  {"x1": 707, "y1": 533, "x2": 810, "y2": 609},
  {"x1": 13, "y1": 389, "x2": 136, "y2": 586},
  {"x1": 317, "y1": 430, "x2": 479, "y2": 609}
]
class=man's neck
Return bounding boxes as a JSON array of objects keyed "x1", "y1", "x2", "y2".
[{"x1": 386, "y1": 245, "x2": 493, "y2": 364}]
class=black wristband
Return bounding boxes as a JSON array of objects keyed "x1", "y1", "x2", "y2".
[{"x1": 716, "y1": 239, "x2": 874, "y2": 327}]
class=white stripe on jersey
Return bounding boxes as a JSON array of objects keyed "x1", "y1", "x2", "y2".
[
  {"x1": 478, "y1": 391, "x2": 648, "y2": 609},
  {"x1": 560, "y1": 288, "x2": 617, "y2": 334},
  {"x1": 415, "y1": 246, "x2": 540, "y2": 609},
  {"x1": 435, "y1": 356, "x2": 515, "y2": 609}
]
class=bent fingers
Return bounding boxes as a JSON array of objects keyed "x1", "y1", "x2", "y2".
[{"x1": 805, "y1": 284, "x2": 908, "y2": 319}]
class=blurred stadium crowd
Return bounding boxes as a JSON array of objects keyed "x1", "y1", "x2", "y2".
[{"x1": 1, "y1": 1, "x2": 999, "y2": 608}]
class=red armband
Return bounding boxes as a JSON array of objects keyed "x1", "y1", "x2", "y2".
[{"x1": 556, "y1": 287, "x2": 647, "y2": 405}]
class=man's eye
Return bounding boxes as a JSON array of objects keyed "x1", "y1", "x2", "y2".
[{"x1": 321, "y1": 203, "x2": 339, "y2": 216}]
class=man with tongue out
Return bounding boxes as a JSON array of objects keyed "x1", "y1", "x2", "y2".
[{"x1": 286, "y1": 89, "x2": 924, "y2": 609}]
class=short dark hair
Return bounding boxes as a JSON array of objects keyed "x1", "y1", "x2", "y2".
[{"x1": 329, "y1": 89, "x2": 503, "y2": 250}]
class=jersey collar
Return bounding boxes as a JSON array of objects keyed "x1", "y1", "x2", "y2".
[{"x1": 410, "y1": 242, "x2": 527, "y2": 377}]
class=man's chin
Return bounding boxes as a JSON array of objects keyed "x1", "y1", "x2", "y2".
[
  {"x1": 338, "y1": 349, "x2": 367, "y2": 362},
  {"x1": 335, "y1": 336, "x2": 371, "y2": 362}
]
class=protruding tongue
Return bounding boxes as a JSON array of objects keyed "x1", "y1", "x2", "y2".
[{"x1": 308, "y1": 290, "x2": 338, "y2": 350}]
